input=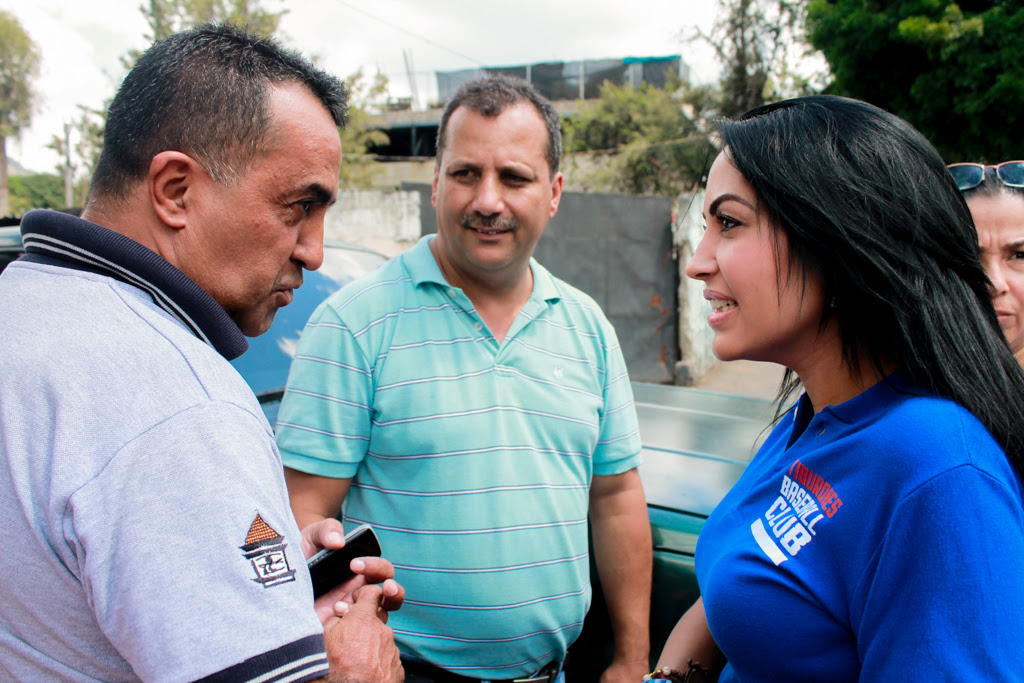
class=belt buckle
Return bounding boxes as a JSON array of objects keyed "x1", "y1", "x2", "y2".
[{"x1": 512, "y1": 661, "x2": 558, "y2": 683}]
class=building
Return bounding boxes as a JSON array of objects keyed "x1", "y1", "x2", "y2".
[{"x1": 368, "y1": 55, "x2": 689, "y2": 160}]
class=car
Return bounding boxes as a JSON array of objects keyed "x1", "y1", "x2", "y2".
[
  {"x1": 566, "y1": 383, "x2": 772, "y2": 679},
  {"x1": 0, "y1": 221, "x2": 23, "y2": 271},
  {"x1": 0, "y1": 218, "x2": 774, "y2": 676}
]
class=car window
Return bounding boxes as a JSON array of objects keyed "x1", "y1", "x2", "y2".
[{"x1": 0, "y1": 221, "x2": 25, "y2": 275}]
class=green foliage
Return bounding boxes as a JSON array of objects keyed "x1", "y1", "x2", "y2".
[
  {"x1": 0, "y1": 10, "x2": 39, "y2": 140},
  {"x1": 0, "y1": 10, "x2": 41, "y2": 216},
  {"x1": 695, "y1": 0, "x2": 819, "y2": 118},
  {"x1": 563, "y1": 78, "x2": 708, "y2": 196},
  {"x1": 339, "y1": 69, "x2": 391, "y2": 190},
  {"x1": 8, "y1": 173, "x2": 66, "y2": 214},
  {"x1": 146, "y1": 0, "x2": 283, "y2": 38},
  {"x1": 806, "y1": 0, "x2": 1024, "y2": 161}
]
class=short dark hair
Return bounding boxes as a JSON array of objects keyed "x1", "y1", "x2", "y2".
[
  {"x1": 717, "y1": 95, "x2": 1024, "y2": 471},
  {"x1": 435, "y1": 74, "x2": 562, "y2": 177},
  {"x1": 89, "y1": 23, "x2": 348, "y2": 201}
]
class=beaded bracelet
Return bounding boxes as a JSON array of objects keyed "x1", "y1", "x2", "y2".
[{"x1": 642, "y1": 660, "x2": 709, "y2": 683}]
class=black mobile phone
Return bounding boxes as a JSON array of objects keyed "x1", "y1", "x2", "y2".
[{"x1": 307, "y1": 524, "x2": 383, "y2": 599}]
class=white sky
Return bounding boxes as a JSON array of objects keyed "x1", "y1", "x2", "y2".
[{"x1": 0, "y1": 0, "x2": 722, "y2": 173}]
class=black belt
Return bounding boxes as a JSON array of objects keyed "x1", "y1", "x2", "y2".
[{"x1": 401, "y1": 657, "x2": 560, "y2": 683}]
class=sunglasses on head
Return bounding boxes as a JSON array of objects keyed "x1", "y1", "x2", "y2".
[{"x1": 946, "y1": 161, "x2": 1024, "y2": 191}]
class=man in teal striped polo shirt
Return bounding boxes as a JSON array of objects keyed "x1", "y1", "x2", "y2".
[{"x1": 277, "y1": 75, "x2": 652, "y2": 683}]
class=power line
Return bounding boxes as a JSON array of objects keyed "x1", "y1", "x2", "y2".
[{"x1": 328, "y1": 0, "x2": 487, "y2": 68}]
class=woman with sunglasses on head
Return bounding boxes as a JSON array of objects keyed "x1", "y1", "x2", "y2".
[
  {"x1": 646, "y1": 96, "x2": 1024, "y2": 683},
  {"x1": 948, "y1": 161, "x2": 1024, "y2": 368}
]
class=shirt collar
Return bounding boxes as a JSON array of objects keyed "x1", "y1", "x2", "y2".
[
  {"x1": 19, "y1": 209, "x2": 248, "y2": 360},
  {"x1": 404, "y1": 234, "x2": 561, "y2": 304},
  {"x1": 788, "y1": 370, "x2": 917, "y2": 445}
]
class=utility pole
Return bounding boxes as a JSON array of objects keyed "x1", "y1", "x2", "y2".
[
  {"x1": 63, "y1": 123, "x2": 73, "y2": 208},
  {"x1": 1, "y1": 136, "x2": 9, "y2": 218},
  {"x1": 403, "y1": 49, "x2": 420, "y2": 111}
]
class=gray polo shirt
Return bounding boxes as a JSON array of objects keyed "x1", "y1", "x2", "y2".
[{"x1": 0, "y1": 210, "x2": 327, "y2": 682}]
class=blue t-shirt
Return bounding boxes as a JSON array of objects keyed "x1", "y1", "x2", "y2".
[{"x1": 696, "y1": 374, "x2": 1024, "y2": 682}]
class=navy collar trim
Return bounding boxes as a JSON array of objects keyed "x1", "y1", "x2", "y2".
[{"x1": 20, "y1": 209, "x2": 248, "y2": 360}]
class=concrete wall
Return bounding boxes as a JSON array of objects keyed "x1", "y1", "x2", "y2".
[
  {"x1": 368, "y1": 160, "x2": 436, "y2": 191},
  {"x1": 672, "y1": 189, "x2": 716, "y2": 385},
  {"x1": 367, "y1": 155, "x2": 609, "y2": 194},
  {"x1": 323, "y1": 189, "x2": 422, "y2": 257}
]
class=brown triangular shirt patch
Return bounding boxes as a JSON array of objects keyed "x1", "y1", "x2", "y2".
[{"x1": 245, "y1": 514, "x2": 280, "y2": 545}]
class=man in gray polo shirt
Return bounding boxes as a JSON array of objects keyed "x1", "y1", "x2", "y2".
[{"x1": 0, "y1": 24, "x2": 403, "y2": 682}]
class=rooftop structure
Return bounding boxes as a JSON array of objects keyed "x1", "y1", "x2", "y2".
[
  {"x1": 437, "y1": 55, "x2": 688, "y2": 103},
  {"x1": 369, "y1": 55, "x2": 688, "y2": 159}
]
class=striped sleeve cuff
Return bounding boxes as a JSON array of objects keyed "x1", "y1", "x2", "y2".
[{"x1": 195, "y1": 633, "x2": 329, "y2": 683}]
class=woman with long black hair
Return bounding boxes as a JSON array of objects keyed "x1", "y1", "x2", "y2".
[{"x1": 648, "y1": 96, "x2": 1024, "y2": 682}]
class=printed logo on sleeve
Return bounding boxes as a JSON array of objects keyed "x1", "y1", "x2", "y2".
[
  {"x1": 751, "y1": 459, "x2": 844, "y2": 566},
  {"x1": 240, "y1": 514, "x2": 297, "y2": 588}
]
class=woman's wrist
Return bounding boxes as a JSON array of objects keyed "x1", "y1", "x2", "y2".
[{"x1": 642, "y1": 660, "x2": 710, "y2": 683}]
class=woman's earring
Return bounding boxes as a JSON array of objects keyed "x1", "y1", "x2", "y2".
[{"x1": 828, "y1": 296, "x2": 837, "y2": 310}]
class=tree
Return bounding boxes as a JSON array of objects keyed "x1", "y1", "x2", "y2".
[
  {"x1": 806, "y1": 0, "x2": 1024, "y2": 161},
  {"x1": 124, "y1": 0, "x2": 286, "y2": 66},
  {"x1": 693, "y1": 0, "x2": 820, "y2": 117},
  {"x1": 145, "y1": 0, "x2": 283, "y2": 39},
  {"x1": 8, "y1": 173, "x2": 64, "y2": 214},
  {"x1": 563, "y1": 76, "x2": 710, "y2": 196},
  {"x1": 0, "y1": 10, "x2": 41, "y2": 217},
  {"x1": 339, "y1": 69, "x2": 391, "y2": 190},
  {"x1": 47, "y1": 105, "x2": 104, "y2": 208}
]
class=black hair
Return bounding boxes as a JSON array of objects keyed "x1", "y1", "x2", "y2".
[
  {"x1": 435, "y1": 74, "x2": 562, "y2": 177},
  {"x1": 718, "y1": 94, "x2": 1024, "y2": 473},
  {"x1": 89, "y1": 23, "x2": 348, "y2": 201}
]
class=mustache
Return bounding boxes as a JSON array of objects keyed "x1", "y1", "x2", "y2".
[
  {"x1": 276, "y1": 269, "x2": 304, "y2": 292},
  {"x1": 461, "y1": 214, "x2": 516, "y2": 231}
]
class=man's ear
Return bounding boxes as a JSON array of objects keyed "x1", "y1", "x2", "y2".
[
  {"x1": 548, "y1": 171, "x2": 564, "y2": 218},
  {"x1": 149, "y1": 151, "x2": 200, "y2": 229},
  {"x1": 430, "y1": 163, "x2": 440, "y2": 208}
]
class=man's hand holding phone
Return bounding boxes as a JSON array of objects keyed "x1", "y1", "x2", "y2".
[{"x1": 300, "y1": 519, "x2": 404, "y2": 624}]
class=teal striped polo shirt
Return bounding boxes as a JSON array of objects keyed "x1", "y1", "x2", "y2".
[{"x1": 276, "y1": 235, "x2": 642, "y2": 679}]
